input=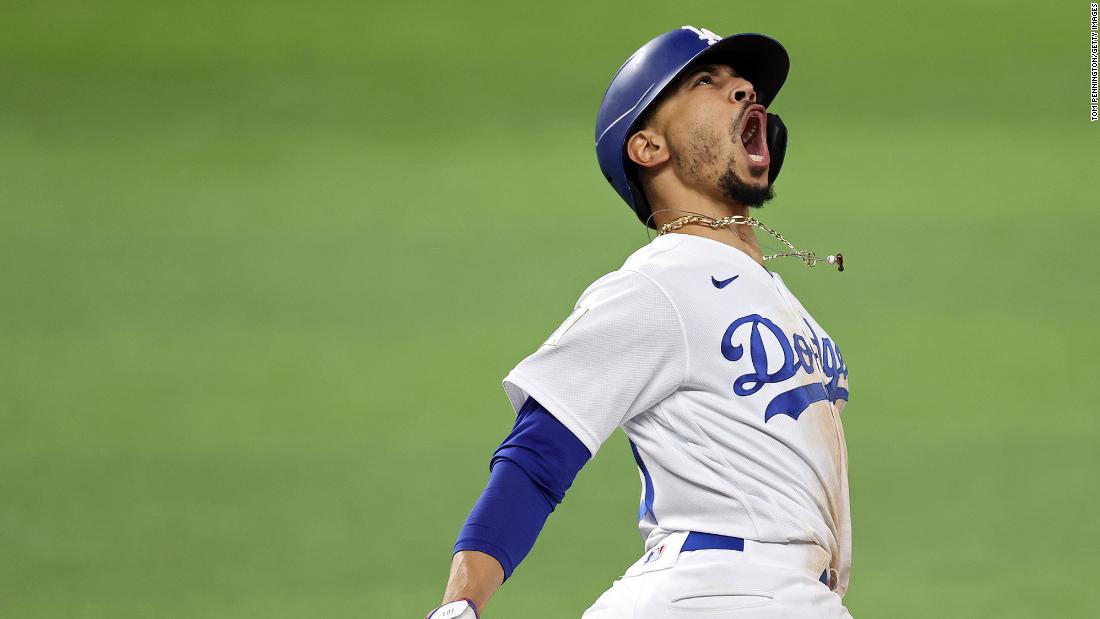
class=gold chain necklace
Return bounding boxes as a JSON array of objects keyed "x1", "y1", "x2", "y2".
[{"x1": 657, "y1": 214, "x2": 844, "y2": 271}]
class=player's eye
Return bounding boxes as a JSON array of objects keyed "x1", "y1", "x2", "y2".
[{"x1": 693, "y1": 74, "x2": 714, "y2": 87}]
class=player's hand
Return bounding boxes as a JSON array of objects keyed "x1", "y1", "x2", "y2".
[{"x1": 425, "y1": 598, "x2": 479, "y2": 619}]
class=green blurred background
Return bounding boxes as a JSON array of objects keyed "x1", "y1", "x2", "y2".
[{"x1": 2, "y1": 0, "x2": 1097, "y2": 616}]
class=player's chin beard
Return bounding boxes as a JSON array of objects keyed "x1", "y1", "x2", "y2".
[{"x1": 718, "y1": 159, "x2": 774, "y2": 208}]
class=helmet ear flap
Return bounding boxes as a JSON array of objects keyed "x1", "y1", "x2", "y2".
[{"x1": 765, "y1": 112, "x2": 787, "y2": 185}]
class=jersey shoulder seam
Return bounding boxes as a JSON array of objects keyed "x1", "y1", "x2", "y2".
[{"x1": 620, "y1": 267, "x2": 690, "y2": 394}]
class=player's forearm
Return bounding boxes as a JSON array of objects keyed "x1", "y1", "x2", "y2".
[
  {"x1": 434, "y1": 397, "x2": 590, "y2": 615},
  {"x1": 442, "y1": 550, "x2": 504, "y2": 612}
]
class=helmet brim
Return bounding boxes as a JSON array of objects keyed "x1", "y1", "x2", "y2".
[{"x1": 684, "y1": 33, "x2": 790, "y2": 109}]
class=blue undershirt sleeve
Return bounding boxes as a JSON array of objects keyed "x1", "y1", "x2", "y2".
[{"x1": 453, "y1": 396, "x2": 592, "y2": 580}]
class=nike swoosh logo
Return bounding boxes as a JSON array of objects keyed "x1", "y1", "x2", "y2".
[{"x1": 711, "y1": 275, "x2": 739, "y2": 289}]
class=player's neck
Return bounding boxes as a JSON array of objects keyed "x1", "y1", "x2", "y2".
[{"x1": 648, "y1": 194, "x2": 765, "y2": 266}]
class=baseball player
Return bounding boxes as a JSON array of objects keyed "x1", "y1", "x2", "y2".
[{"x1": 426, "y1": 25, "x2": 853, "y2": 619}]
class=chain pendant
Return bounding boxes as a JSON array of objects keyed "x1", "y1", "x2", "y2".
[{"x1": 656, "y1": 214, "x2": 843, "y2": 271}]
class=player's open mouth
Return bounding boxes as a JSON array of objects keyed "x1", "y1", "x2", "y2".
[{"x1": 739, "y1": 106, "x2": 770, "y2": 170}]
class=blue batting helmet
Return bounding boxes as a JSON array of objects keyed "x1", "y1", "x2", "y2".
[{"x1": 595, "y1": 26, "x2": 790, "y2": 228}]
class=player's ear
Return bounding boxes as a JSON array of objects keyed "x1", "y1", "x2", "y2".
[{"x1": 625, "y1": 128, "x2": 669, "y2": 169}]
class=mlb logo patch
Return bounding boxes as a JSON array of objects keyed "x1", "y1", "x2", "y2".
[{"x1": 643, "y1": 544, "x2": 666, "y2": 564}]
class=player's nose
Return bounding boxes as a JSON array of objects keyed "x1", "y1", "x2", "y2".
[{"x1": 729, "y1": 80, "x2": 757, "y2": 104}]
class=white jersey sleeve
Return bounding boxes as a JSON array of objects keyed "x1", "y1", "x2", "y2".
[{"x1": 502, "y1": 269, "x2": 687, "y2": 455}]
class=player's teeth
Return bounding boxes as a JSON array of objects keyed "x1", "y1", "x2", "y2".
[{"x1": 749, "y1": 154, "x2": 764, "y2": 162}]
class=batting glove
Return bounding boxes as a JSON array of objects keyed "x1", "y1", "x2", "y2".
[{"x1": 425, "y1": 598, "x2": 479, "y2": 619}]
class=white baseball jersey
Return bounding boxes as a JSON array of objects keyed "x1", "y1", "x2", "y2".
[{"x1": 501, "y1": 232, "x2": 853, "y2": 594}]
